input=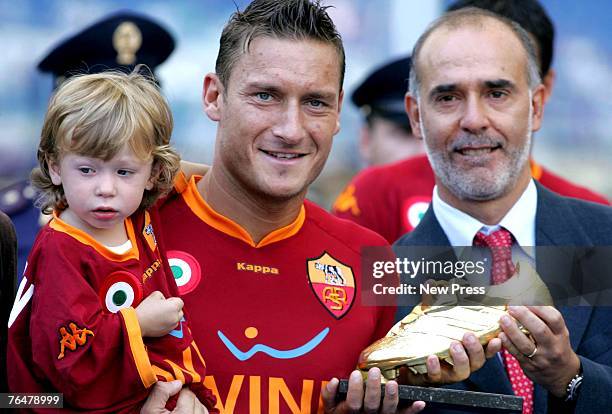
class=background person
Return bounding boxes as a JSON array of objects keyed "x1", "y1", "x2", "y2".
[
  {"x1": 0, "y1": 211, "x2": 17, "y2": 393},
  {"x1": 351, "y1": 56, "x2": 424, "y2": 166},
  {"x1": 395, "y1": 8, "x2": 612, "y2": 413}
]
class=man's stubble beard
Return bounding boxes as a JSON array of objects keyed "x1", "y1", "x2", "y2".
[{"x1": 420, "y1": 96, "x2": 533, "y2": 201}]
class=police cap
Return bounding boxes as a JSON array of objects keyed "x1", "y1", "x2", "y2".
[
  {"x1": 351, "y1": 56, "x2": 411, "y2": 128},
  {"x1": 37, "y1": 11, "x2": 175, "y2": 88}
]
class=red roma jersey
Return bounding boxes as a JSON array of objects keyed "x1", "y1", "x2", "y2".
[
  {"x1": 156, "y1": 175, "x2": 395, "y2": 414},
  {"x1": 333, "y1": 154, "x2": 610, "y2": 244},
  {"x1": 7, "y1": 210, "x2": 216, "y2": 413}
]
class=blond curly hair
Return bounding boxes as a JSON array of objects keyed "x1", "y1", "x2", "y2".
[{"x1": 32, "y1": 69, "x2": 180, "y2": 214}]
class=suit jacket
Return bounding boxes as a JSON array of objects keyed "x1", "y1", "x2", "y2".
[
  {"x1": 394, "y1": 184, "x2": 612, "y2": 414},
  {"x1": 0, "y1": 211, "x2": 17, "y2": 393}
]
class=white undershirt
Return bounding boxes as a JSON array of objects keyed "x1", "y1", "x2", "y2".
[{"x1": 105, "y1": 240, "x2": 133, "y2": 255}]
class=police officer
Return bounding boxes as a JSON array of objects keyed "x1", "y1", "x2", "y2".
[
  {"x1": 352, "y1": 56, "x2": 425, "y2": 166},
  {"x1": 0, "y1": 11, "x2": 175, "y2": 279}
]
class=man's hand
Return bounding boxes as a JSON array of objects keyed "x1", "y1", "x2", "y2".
[
  {"x1": 499, "y1": 305, "x2": 580, "y2": 397},
  {"x1": 135, "y1": 291, "x2": 184, "y2": 337},
  {"x1": 141, "y1": 381, "x2": 182, "y2": 414},
  {"x1": 400, "y1": 332, "x2": 502, "y2": 386},
  {"x1": 141, "y1": 382, "x2": 209, "y2": 414},
  {"x1": 321, "y1": 368, "x2": 426, "y2": 414},
  {"x1": 173, "y1": 387, "x2": 210, "y2": 414}
]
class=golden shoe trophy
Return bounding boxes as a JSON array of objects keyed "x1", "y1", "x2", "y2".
[
  {"x1": 337, "y1": 261, "x2": 553, "y2": 412},
  {"x1": 358, "y1": 261, "x2": 552, "y2": 380}
]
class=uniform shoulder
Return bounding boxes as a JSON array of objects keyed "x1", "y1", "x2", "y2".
[
  {"x1": 539, "y1": 167, "x2": 609, "y2": 205},
  {"x1": 305, "y1": 200, "x2": 388, "y2": 247},
  {"x1": 350, "y1": 154, "x2": 431, "y2": 188},
  {"x1": 24, "y1": 224, "x2": 80, "y2": 278},
  {"x1": 29, "y1": 223, "x2": 74, "y2": 256}
]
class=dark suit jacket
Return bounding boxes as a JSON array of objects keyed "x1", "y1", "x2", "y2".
[
  {"x1": 394, "y1": 184, "x2": 612, "y2": 414},
  {"x1": 1, "y1": 211, "x2": 17, "y2": 393}
]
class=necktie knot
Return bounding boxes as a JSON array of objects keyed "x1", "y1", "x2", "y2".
[
  {"x1": 473, "y1": 227, "x2": 513, "y2": 248},
  {"x1": 473, "y1": 227, "x2": 515, "y2": 284}
]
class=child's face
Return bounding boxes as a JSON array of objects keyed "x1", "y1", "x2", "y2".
[{"x1": 49, "y1": 143, "x2": 154, "y2": 234}]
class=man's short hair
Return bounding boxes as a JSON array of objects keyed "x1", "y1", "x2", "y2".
[
  {"x1": 409, "y1": 8, "x2": 542, "y2": 99},
  {"x1": 215, "y1": 0, "x2": 345, "y2": 90},
  {"x1": 446, "y1": 0, "x2": 554, "y2": 77}
]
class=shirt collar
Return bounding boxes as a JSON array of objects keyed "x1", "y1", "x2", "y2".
[{"x1": 432, "y1": 179, "x2": 537, "y2": 247}]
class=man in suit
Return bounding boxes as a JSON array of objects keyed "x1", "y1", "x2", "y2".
[
  {"x1": 332, "y1": 0, "x2": 608, "y2": 245},
  {"x1": 395, "y1": 7, "x2": 612, "y2": 414}
]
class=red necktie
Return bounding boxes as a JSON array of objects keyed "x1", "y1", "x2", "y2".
[
  {"x1": 473, "y1": 228, "x2": 534, "y2": 414},
  {"x1": 473, "y1": 228, "x2": 516, "y2": 285}
]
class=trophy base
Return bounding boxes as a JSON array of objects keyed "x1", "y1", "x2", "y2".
[{"x1": 337, "y1": 380, "x2": 523, "y2": 413}]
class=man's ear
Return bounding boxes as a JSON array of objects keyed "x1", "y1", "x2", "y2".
[
  {"x1": 405, "y1": 93, "x2": 423, "y2": 139},
  {"x1": 333, "y1": 89, "x2": 344, "y2": 135},
  {"x1": 530, "y1": 84, "x2": 546, "y2": 132},
  {"x1": 541, "y1": 68, "x2": 556, "y2": 104},
  {"x1": 203, "y1": 73, "x2": 224, "y2": 122},
  {"x1": 48, "y1": 157, "x2": 62, "y2": 186}
]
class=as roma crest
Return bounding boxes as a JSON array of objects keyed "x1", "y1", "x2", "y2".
[{"x1": 307, "y1": 252, "x2": 355, "y2": 319}]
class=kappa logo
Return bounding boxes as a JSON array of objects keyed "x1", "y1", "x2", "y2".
[
  {"x1": 58, "y1": 322, "x2": 94, "y2": 360},
  {"x1": 236, "y1": 262, "x2": 279, "y2": 275},
  {"x1": 307, "y1": 252, "x2": 356, "y2": 319},
  {"x1": 332, "y1": 184, "x2": 360, "y2": 216}
]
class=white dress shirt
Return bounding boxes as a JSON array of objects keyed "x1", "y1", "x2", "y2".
[{"x1": 432, "y1": 179, "x2": 538, "y2": 249}]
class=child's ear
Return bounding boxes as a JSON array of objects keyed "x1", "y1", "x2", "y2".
[
  {"x1": 145, "y1": 178, "x2": 155, "y2": 191},
  {"x1": 146, "y1": 164, "x2": 159, "y2": 191},
  {"x1": 48, "y1": 157, "x2": 62, "y2": 186}
]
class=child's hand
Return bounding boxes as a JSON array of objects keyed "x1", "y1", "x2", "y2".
[{"x1": 135, "y1": 291, "x2": 184, "y2": 337}]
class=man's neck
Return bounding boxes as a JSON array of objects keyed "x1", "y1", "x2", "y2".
[
  {"x1": 197, "y1": 166, "x2": 305, "y2": 244},
  {"x1": 437, "y1": 169, "x2": 532, "y2": 225}
]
